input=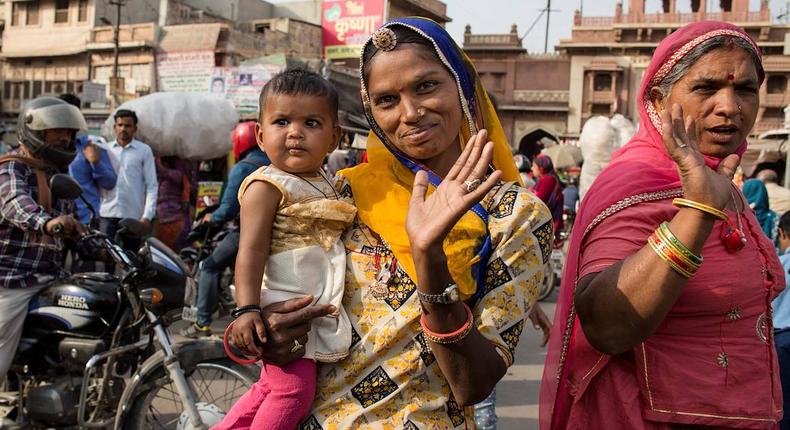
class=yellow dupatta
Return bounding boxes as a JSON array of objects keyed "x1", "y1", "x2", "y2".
[{"x1": 341, "y1": 18, "x2": 521, "y2": 300}]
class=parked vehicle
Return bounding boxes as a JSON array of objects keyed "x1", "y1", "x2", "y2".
[{"x1": 1, "y1": 175, "x2": 256, "y2": 429}]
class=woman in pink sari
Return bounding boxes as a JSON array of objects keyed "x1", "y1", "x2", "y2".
[{"x1": 540, "y1": 21, "x2": 785, "y2": 429}]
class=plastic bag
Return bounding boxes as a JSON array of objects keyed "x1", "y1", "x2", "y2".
[
  {"x1": 579, "y1": 116, "x2": 618, "y2": 198},
  {"x1": 101, "y1": 92, "x2": 239, "y2": 160}
]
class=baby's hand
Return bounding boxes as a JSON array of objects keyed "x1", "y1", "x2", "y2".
[{"x1": 231, "y1": 311, "x2": 267, "y2": 358}]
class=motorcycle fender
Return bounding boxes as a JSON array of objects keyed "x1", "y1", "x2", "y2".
[{"x1": 114, "y1": 339, "x2": 227, "y2": 429}]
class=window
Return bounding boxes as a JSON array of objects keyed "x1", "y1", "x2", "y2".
[
  {"x1": 26, "y1": 2, "x2": 39, "y2": 26},
  {"x1": 491, "y1": 73, "x2": 506, "y2": 91},
  {"x1": 78, "y1": 0, "x2": 88, "y2": 22},
  {"x1": 3, "y1": 82, "x2": 10, "y2": 99},
  {"x1": 763, "y1": 108, "x2": 784, "y2": 120},
  {"x1": 11, "y1": 3, "x2": 21, "y2": 26},
  {"x1": 593, "y1": 73, "x2": 613, "y2": 91},
  {"x1": 55, "y1": 0, "x2": 69, "y2": 23},
  {"x1": 32, "y1": 81, "x2": 42, "y2": 98},
  {"x1": 767, "y1": 75, "x2": 788, "y2": 94}
]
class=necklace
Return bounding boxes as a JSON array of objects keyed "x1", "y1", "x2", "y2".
[
  {"x1": 293, "y1": 169, "x2": 339, "y2": 200},
  {"x1": 720, "y1": 185, "x2": 747, "y2": 253}
]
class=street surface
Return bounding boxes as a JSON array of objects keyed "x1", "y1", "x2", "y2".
[{"x1": 496, "y1": 294, "x2": 556, "y2": 430}]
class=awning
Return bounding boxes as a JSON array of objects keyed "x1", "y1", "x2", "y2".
[{"x1": 159, "y1": 24, "x2": 221, "y2": 52}]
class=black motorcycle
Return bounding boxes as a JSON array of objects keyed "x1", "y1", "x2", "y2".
[{"x1": 3, "y1": 175, "x2": 257, "y2": 429}]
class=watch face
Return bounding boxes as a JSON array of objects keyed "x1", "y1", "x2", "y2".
[{"x1": 447, "y1": 286, "x2": 460, "y2": 302}]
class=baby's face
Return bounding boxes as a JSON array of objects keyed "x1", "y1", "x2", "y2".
[{"x1": 257, "y1": 93, "x2": 340, "y2": 175}]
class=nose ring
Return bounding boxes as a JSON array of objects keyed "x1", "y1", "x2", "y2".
[
  {"x1": 737, "y1": 104, "x2": 741, "y2": 113},
  {"x1": 417, "y1": 108, "x2": 425, "y2": 118}
]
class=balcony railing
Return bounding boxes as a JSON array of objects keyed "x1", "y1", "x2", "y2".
[
  {"x1": 764, "y1": 93, "x2": 788, "y2": 107},
  {"x1": 90, "y1": 23, "x2": 156, "y2": 45},
  {"x1": 464, "y1": 33, "x2": 522, "y2": 47},
  {"x1": 578, "y1": 10, "x2": 769, "y2": 26},
  {"x1": 591, "y1": 90, "x2": 615, "y2": 103}
]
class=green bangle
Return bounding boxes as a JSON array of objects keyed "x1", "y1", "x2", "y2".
[{"x1": 657, "y1": 222, "x2": 703, "y2": 266}]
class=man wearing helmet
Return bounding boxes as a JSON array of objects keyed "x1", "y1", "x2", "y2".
[
  {"x1": 182, "y1": 121, "x2": 269, "y2": 338},
  {"x1": 0, "y1": 96, "x2": 88, "y2": 379}
]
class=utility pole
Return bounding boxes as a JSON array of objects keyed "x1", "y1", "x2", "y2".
[
  {"x1": 544, "y1": 0, "x2": 552, "y2": 53},
  {"x1": 107, "y1": 0, "x2": 125, "y2": 98}
]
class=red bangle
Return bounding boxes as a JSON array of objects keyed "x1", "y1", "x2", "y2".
[
  {"x1": 420, "y1": 302, "x2": 474, "y2": 344},
  {"x1": 223, "y1": 320, "x2": 260, "y2": 365}
]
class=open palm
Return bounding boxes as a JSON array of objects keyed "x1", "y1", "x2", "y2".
[
  {"x1": 661, "y1": 104, "x2": 740, "y2": 210},
  {"x1": 406, "y1": 130, "x2": 502, "y2": 252}
]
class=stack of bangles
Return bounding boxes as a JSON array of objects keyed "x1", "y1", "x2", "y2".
[
  {"x1": 420, "y1": 303, "x2": 474, "y2": 344},
  {"x1": 648, "y1": 222, "x2": 703, "y2": 279}
]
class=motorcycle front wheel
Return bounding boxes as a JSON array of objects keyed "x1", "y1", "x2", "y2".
[{"x1": 125, "y1": 358, "x2": 258, "y2": 430}]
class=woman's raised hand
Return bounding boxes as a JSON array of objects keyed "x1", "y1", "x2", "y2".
[
  {"x1": 661, "y1": 103, "x2": 740, "y2": 210},
  {"x1": 406, "y1": 129, "x2": 502, "y2": 253}
]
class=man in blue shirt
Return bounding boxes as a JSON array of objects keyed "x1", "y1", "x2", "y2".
[
  {"x1": 99, "y1": 109, "x2": 157, "y2": 239},
  {"x1": 773, "y1": 210, "x2": 790, "y2": 430},
  {"x1": 182, "y1": 122, "x2": 269, "y2": 338},
  {"x1": 60, "y1": 94, "x2": 117, "y2": 225}
]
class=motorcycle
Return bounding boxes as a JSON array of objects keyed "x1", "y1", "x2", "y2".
[
  {"x1": 179, "y1": 204, "x2": 236, "y2": 323},
  {"x1": 2, "y1": 175, "x2": 257, "y2": 429}
]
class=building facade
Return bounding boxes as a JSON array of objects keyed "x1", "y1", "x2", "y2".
[
  {"x1": 0, "y1": 0, "x2": 322, "y2": 131},
  {"x1": 464, "y1": 24, "x2": 571, "y2": 154},
  {"x1": 558, "y1": 0, "x2": 790, "y2": 136}
]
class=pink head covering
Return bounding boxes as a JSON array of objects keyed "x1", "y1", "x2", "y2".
[{"x1": 539, "y1": 21, "x2": 764, "y2": 429}]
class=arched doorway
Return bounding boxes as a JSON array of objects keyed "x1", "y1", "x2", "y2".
[{"x1": 518, "y1": 127, "x2": 559, "y2": 160}]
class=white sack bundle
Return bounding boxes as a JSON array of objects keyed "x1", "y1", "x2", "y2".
[{"x1": 101, "y1": 92, "x2": 239, "y2": 160}]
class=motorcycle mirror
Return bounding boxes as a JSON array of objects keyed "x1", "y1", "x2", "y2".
[
  {"x1": 49, "y1": 174, "x2": 83, "y2": 200},
  {"x1": 118, "y1": 218, "x2": 147, "y2": 237}
]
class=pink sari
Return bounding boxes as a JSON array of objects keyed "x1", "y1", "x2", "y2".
[{"x1": 540, "y1": 21, "x2": 784, "y2": 429}]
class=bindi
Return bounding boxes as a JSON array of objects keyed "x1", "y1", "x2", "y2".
[{"x1": 727, "y1": 73, "x2": 735, "y2": 81}]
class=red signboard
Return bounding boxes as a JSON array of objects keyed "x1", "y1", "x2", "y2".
[{"x1": 322, "y1": 0, "x2": 386, "y2": 59}]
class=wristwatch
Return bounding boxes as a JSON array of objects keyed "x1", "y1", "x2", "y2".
[{"x1": 417, "y1": 284, "x2": 461, "y2": 304}]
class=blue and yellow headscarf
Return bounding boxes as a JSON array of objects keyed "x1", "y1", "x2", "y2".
[{"x1": 341, "y1": 17, "x2": 521, "y2": 301}]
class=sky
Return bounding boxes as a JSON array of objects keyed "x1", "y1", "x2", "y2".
[
  {"x1": 445, "y1": 0, "x2": 790, "y2": 53},
  {"x1": 266, "y1": 0, "x2": 790, "y2": 53}
]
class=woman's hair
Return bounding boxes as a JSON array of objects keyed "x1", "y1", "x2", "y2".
[
  {"x1": 654, "y1": 35, "x2": 762, "y2": 98},
  {"x1": 534, "y1": 154, "x2": 555, "y2": 175},
  {"x1": 258, "y1": 68, "x2": 339, "y2": 122}
]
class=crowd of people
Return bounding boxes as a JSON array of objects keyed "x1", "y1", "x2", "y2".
[{"x1": 0, "y1": 16, "x2": 789, "y2": 430}]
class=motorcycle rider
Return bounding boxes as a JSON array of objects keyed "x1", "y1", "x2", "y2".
[
  {"x1": 0, "y1": 96, "x2": 87, "y2": 381},
  {"x1": 181, "y1": 121, "x2": 269, "y2": 338}
]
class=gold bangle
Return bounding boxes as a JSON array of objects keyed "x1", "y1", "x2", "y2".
[{"x1": 672, "y1": 198, "x2": 727, "y2": 221}]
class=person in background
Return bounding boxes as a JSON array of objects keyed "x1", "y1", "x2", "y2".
[
  {"x1": 773, "y1": 211, "x2": 790, "y2": 430},
  {"x1": 758, "y1": 169, "x2": 790, "y2": 214},
  {"x1": 154, "y1": 155, "x2": 188, "y2": 249},
  {"x1": 181, "y1": 121, "x2": 270, "y2": 338},
  {"x1": 61, "y1": 94, "x2": 116, "y2": 226},
  {"x1": 743, "y1": 178, "x2": 778, "y2": 242},
  {"x1": 531, "y1": 154, "x2": 564, "y2": 239},
  {"x1": 514, "y1": 153, "x2": 535, "y2": 188},
  {"x1": 0, "y1": 97, "x2": 88, "y2": 382},
  {"x1": 100, "y1": 109, "x2": 157, "y2": 239}
]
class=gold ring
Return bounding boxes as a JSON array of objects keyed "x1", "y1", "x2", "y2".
[
  {"x1": 464, "y1": 178, "x2": 482, "y2": 193},
  {"x1": 290, "y1": 338, "x2": 304, "y2": 353}
]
